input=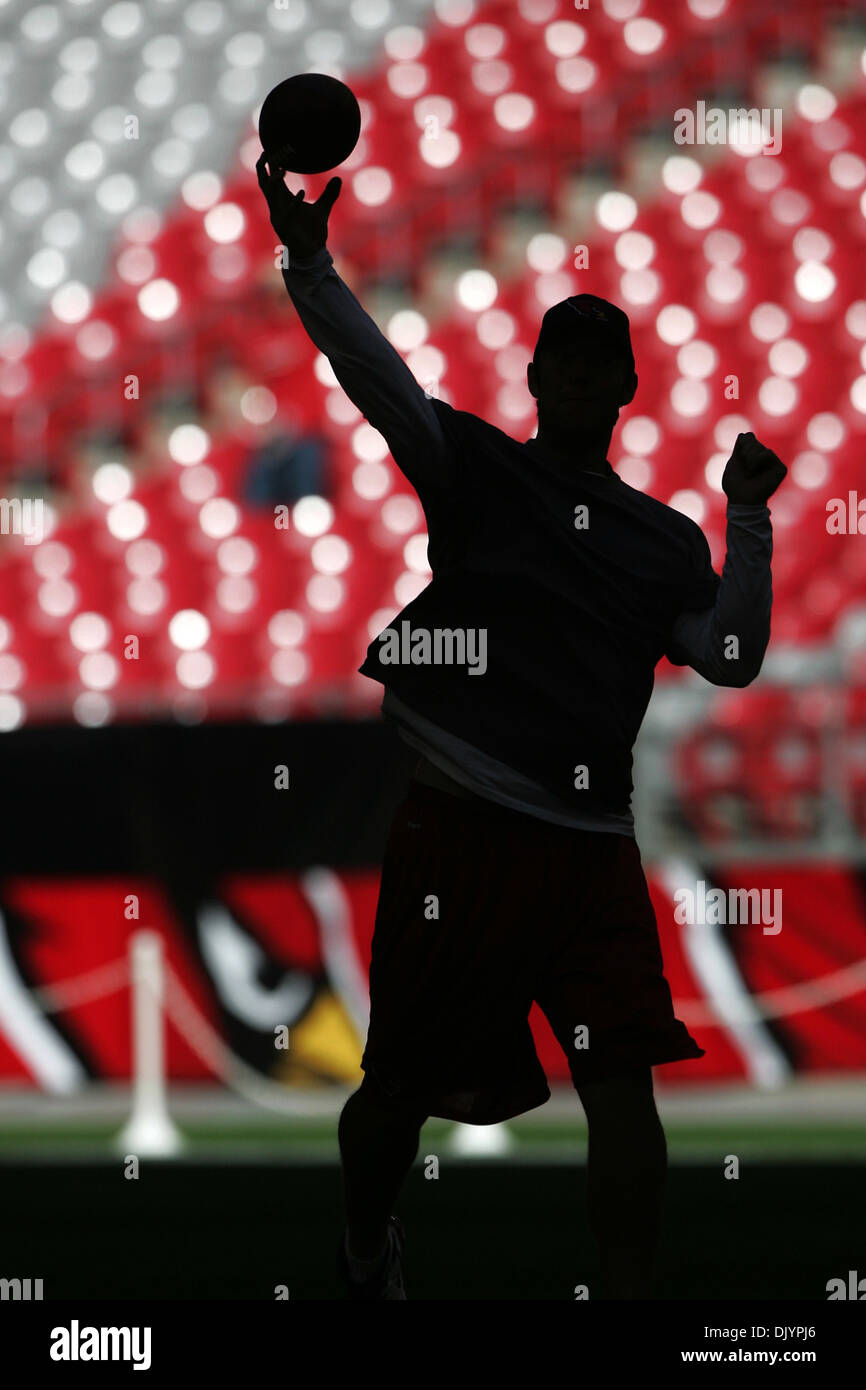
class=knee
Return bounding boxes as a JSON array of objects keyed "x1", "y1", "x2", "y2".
[{"x1": 350, "y1": 1072, "x2": 428, "y2": 1127}]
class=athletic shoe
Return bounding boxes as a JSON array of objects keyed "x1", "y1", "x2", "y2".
[{"x1": 337, "y1": 1215, "x2": 407, "y2": 1300}]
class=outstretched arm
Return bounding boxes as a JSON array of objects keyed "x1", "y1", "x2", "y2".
[
  {"x1": 665, "y1": 433, "x2": 786, "y2": 686},
  {"x1": 256, "y1": 154, "x2": 453, "y2": 497}
]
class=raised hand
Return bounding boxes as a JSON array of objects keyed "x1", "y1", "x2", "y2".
[
  {"x1": 722, "y1": 432, "x2": 787, "y2": 506},
  {"x1": 256, "y1": 152, "x2": 342, "y2": 263}
]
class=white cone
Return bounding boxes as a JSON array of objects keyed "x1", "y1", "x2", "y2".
[
  {"x1": 116, "y1": 1111, "x2": 184, "y2": 1157},
  {"x1": 446, "y1": 1122, "x2": 515, "y2": 1156}
]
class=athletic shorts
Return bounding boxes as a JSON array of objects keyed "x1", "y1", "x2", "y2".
[{"x1": 359, "y1": 780, "x2": 705, "y2": 1125}]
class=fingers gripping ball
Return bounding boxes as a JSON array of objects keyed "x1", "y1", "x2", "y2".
[
  {"x1": 258, "y1": 73, "x2": 361, "y2": 175},
  {"x1": 256, "y1": 155, "x2": 343, "y2": 261}
]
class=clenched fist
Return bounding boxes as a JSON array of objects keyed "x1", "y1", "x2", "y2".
[
  {"x1": 722, "y1": 432, "x2": 787, "y2": 506},
  {"x1": 256, "y1": 152, "x2": 342, "y2": 263}
]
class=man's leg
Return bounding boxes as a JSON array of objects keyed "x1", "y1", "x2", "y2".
[
  {"x1": 575, "y1": 1066, "x2": 667, "y2": 1300},
  {"x1": 338, "y1": 1073, "x2": 428, "y2": 1259}
]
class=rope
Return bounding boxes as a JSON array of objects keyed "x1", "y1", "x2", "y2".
[
  {"x1": 161, "y1": 960, "x2": 340, "y2": 1116},
  {"x1": 30, "y1": 958, "x2": 129, "y2": 1013},
  {"x1": 24, "y1": 940, "x2": 866, "y2": 1085},
  {"x1": 675, "y1": 958, "x2": 866, "y2": 1027}
]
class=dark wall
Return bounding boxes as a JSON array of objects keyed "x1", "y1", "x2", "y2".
[{"x1": 0, "y1": 720, "x2": 418, "y2": 878}]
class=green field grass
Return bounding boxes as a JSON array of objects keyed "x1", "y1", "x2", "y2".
[
  {"x1": 1, "y1": 1115, "x2": 864, "y2": 1161},
  {"x1": 0, "y1": 1151, "x2": 863, "y2": 1300},
  {"x1": 2, "y1": 1077, "x2": 862, "y2": 1163}
]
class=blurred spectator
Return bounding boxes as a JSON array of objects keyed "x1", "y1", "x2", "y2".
[
  {"x1": 203, "y1": 365, "x2": 330, "y2": 505},
  {"x1": 241, "y1": 408, "x2": 329, "y2": 508}
]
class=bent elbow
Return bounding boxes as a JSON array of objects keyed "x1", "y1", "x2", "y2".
[
  {"x1": 693, "y1": 648, "x2": 761, "y2": 686},
  {"x1": 711, "y1": 658, "x2": 765, "y2": 688}
]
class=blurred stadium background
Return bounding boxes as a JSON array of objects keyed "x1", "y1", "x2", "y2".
[{"x1": 0, "y1": 0, "x2": 865, "y2": 1300}]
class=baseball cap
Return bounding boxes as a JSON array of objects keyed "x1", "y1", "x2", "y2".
[{"x1": 534, "y1": 294, "x2": 634, "y2": 372}]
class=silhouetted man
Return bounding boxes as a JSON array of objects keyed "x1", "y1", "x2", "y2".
[{"x1": 257, "y1": 155, "x2": 786, "y2": 1300}]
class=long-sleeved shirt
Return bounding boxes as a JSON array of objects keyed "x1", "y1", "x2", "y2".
[{"x1": 282, "y1": 246, "x2": 774, "y2": 828}]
